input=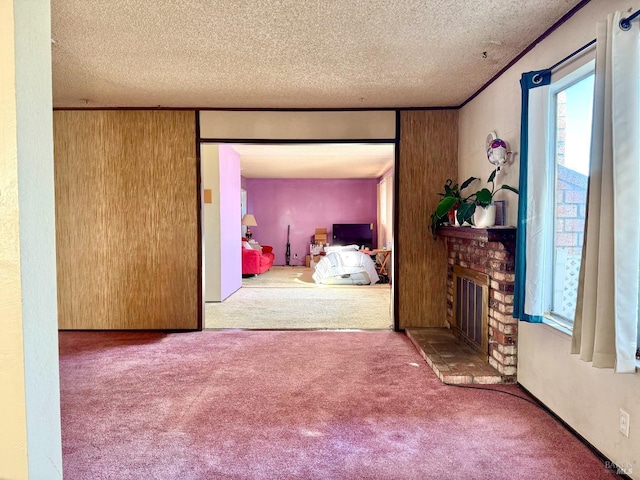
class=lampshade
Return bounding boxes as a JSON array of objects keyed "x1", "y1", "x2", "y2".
[{"x1": 241, "y1": 214, "x2": 257, "y2": 227}]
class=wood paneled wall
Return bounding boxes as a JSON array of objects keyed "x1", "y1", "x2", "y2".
[
  {"x1": 398, "y1": 110, "x2": 458, "y2": 328},
  {"x1": 54, "y1": 110, "x2": 199, "y2": 330}
]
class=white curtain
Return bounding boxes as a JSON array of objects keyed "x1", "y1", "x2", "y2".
[
  {"x1": 523, "y1": 84, "x2": 552, "y2": 318},
  {"x1": 378, "y1": 179, "x2": 386, "y2": 248},
  {"x1": 571, "y1": 12, "x2": 640, "y2": 373},
  {"x1": 377, "y1": 174, "x2": 393, "y2": 249}
]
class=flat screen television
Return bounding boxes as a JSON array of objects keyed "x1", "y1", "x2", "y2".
[{"x1": 332, "y1": 223, "x2": 373, "y2": 250}]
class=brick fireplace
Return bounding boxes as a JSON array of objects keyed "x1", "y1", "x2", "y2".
[{"x1": 439, "y1": 226, "x2": 517, "y2": 379}]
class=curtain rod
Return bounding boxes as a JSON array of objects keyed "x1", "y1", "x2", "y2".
[
  {"x1": 549, "y1": 8, "x2": 640, "y2": 73},
  {"x1": 550, "y1": 38, "x2": 596, "y2": 72},
  {"x1": 620, "y1": 9, "x2": 640, "y2": 30}
]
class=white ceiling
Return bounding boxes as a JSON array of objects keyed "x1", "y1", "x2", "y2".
[
  {"x1": 51, "y1": 0, "x2": 583, "y2": 178},
  {"x1": 233, "y1": 143, "x2": 394, "y2": 178},
  {"x1": 51, "y1": 0, "x2": 584, "y2": 109}
]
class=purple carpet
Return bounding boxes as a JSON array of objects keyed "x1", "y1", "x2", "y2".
[{"x1": 59, "y1": 331, "x2": 618, "y2": 479}]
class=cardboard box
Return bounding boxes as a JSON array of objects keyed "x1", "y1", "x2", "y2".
[
  {"x1": 314, "y1": 227, "x2": 327, "y2": 245},
  {"x1": 305, "y1": 254, "x2": 322, "y2": 268}
]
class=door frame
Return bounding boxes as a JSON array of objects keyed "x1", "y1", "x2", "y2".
[{"x1": 196, "y1": 110, "x2": 401, "y2": 331}]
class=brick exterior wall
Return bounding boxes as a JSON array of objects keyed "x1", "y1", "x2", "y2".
[
  {"x1": 556, "y1": 165, "x2": 588, "y2": 255},
  {"x1": 442, "y1": 229, "x2": 517, "y2": 382}
]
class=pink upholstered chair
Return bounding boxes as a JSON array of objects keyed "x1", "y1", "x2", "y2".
[{"x1": 241, "y1": 239, "x2": 275, "y2": 275}]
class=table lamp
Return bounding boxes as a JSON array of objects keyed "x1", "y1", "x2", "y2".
[{"x1": 242, "y1": 214, "x2": 258, "y2": 240}]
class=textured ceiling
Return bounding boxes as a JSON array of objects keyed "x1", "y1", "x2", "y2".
[
  {"x1": 233, "y1": 143, "x2": 394, "y2": 178},
  {"x1": 51, "y1": 0, "x2": 584, "y2": 109}
]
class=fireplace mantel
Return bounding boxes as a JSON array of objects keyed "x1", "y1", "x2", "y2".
[{"x1": 436, "y1": 226, "x2": 516, "y2": 257}]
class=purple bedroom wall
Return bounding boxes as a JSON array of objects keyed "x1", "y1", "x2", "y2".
[
  {"x1": 245, "y1": 178, "x2": 378, "y2": 266},
  {"x1": 219, "y1": 144, "x2": 242, "y2": 299}
]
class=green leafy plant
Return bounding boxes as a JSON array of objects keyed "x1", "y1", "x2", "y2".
[
  {"x1": 430, "y1": 176, "x2": 479, "y2": 235},
  {"x1": 455, "y1": 169, "x2": 519, "y2": 226}
]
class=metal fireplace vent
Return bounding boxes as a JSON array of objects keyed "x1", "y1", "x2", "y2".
[{"x1": 452, "y1": 265, "x2": 489, "y2": 356}]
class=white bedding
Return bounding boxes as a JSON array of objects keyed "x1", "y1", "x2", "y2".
[{"x1": 312, "y1": 250, "x2": 379, "y2": 285}]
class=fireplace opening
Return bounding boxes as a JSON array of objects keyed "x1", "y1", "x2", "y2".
[{"x1": 452, "y1": 265, "x2": 489, "y2": 357}]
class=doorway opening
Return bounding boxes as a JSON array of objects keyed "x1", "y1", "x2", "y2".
[{"x1": 201, "y1": 142, "x2": 395, "y2": 330}]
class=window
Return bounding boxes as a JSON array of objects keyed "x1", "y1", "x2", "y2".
[
  {"x1": 545, "y1": 67, "x2": 595, "y2": 329},
  {"x1": 516, "y1": 19, "x2": 639, "y2": 371}
]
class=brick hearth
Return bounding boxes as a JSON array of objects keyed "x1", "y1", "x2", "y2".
[{"x1": 406, "y1": 327, "x2": 507, "y2": 384}]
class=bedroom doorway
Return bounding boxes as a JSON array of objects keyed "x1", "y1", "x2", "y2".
[{"x1": 203, "y1": 142, "x2": 395, "y2": 331}]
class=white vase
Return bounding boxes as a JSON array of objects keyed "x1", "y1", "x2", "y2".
[{"x1": 473, "y1": 204, "x2": 496, "y2": 228}]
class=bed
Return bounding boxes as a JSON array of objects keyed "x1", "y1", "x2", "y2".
[{"x1": 312, "y1": 245, "x2": 380, "y2": 285}]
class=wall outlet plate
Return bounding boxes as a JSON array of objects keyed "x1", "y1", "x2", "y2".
[{"x1": 620, "y1": 409, "x2": 630, "y2": 438}]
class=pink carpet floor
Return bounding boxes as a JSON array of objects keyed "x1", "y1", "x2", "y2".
[{"x1": 59, "y1": 331, "x2": 618, "y2": 479}]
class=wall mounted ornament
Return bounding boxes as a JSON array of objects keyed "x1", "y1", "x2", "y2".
[{"x1": 485, "y1": 132, "x2": 512, "y2": 174}]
